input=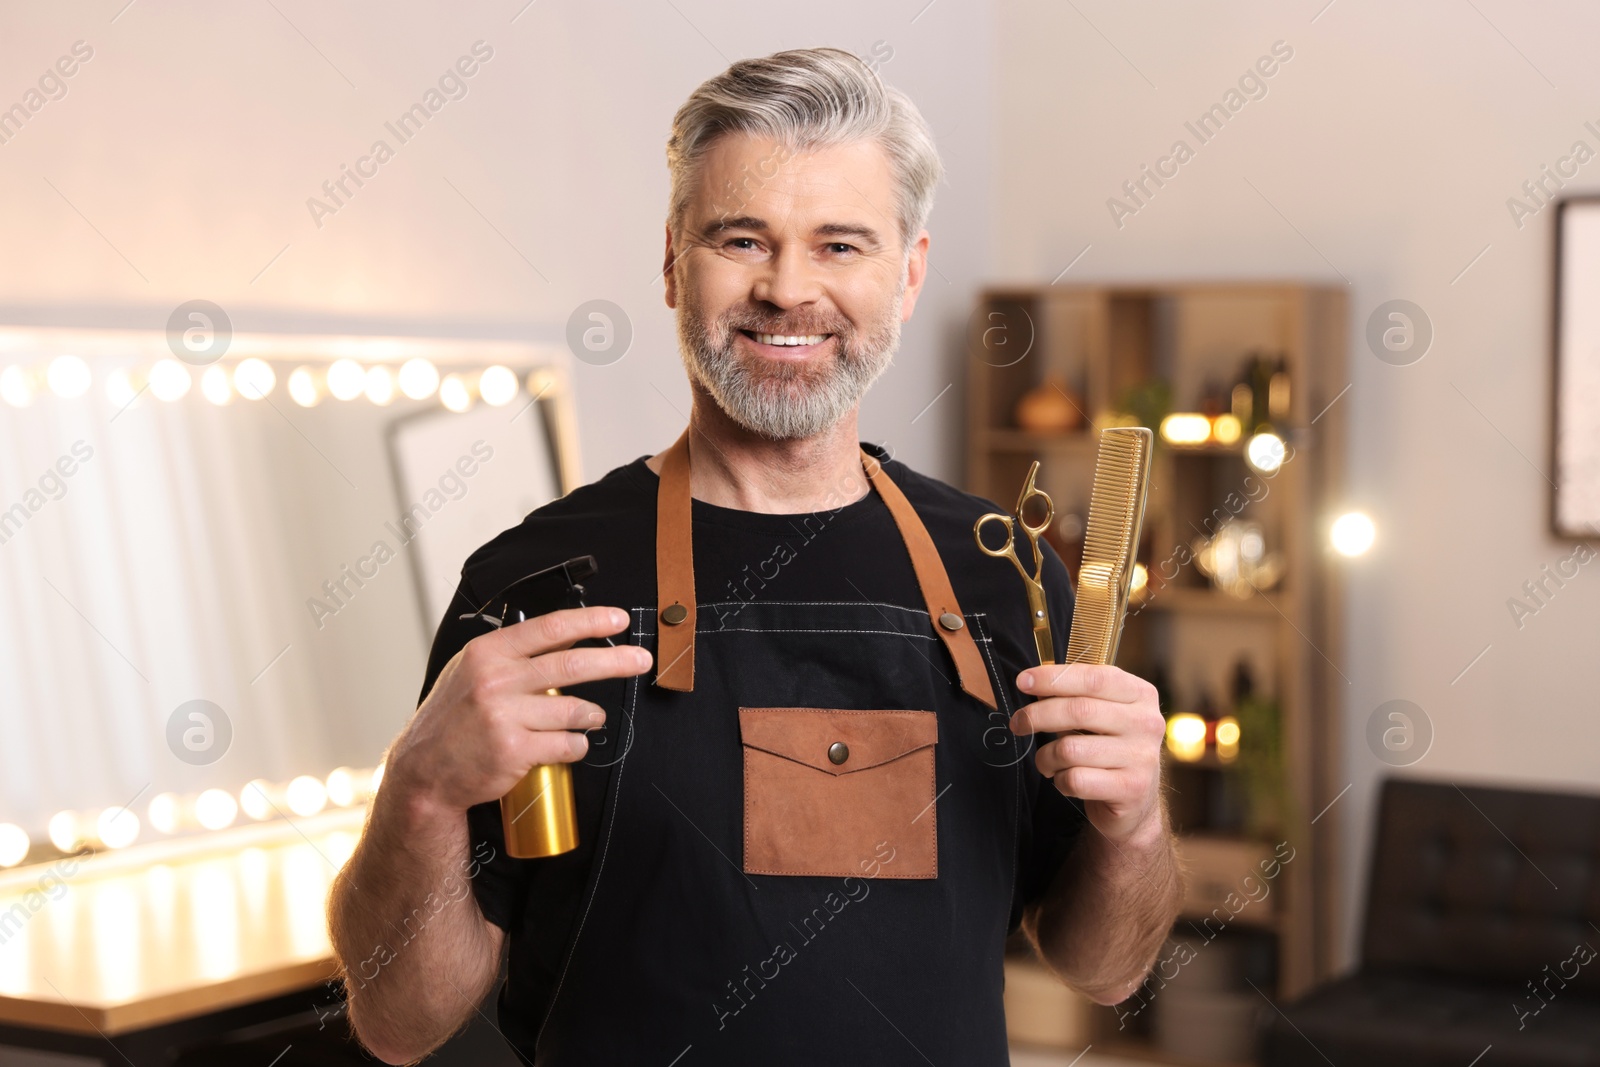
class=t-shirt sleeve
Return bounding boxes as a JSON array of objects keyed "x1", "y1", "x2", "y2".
[
  {"x1": 415, "y1": 570, "x2": 527, "y2": 932},
  {"x1": 1017, "y1": 538, "x2": 1089, "y2": 911}
]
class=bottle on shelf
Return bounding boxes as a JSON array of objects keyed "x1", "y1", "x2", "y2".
[{"x1": 1268, "y1": 355, "x2": 1291, "y2": 424}]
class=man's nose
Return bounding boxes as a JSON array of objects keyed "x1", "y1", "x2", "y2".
[{"x1": 750, "y1": 242, "x2": 822, "y2": 309}]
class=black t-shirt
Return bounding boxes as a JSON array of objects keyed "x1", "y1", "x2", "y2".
[{"x1": 416, "y1": 440, "x2": 1086, "y2": 954}]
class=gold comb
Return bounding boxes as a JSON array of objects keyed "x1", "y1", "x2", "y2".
[{"x1": 1065, "y1": 427, "x2": 1153, "y2": 667}]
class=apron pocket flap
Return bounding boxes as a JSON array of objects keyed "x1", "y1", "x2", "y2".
[
  {"x1": 738, "y1": 707, "x2": 937, "y2": 776},
  {"x1": 739, "y1": 706, "x2": 938, "y2": 879}
]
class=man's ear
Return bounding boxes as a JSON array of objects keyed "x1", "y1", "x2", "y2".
[
  {"x1": 663, "y1": 223, "x2": 678, "y2": 309},
  {"x1": 900, "y1": 229, "x2": 930, "y2": 322}
]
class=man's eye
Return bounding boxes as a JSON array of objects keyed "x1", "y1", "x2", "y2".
[
  {"x1": 726, "y1": 238, "x2": 759, "y2": 251},
  {"x1": 826, "y1": 243, "x2": 857, "y2": 255}
]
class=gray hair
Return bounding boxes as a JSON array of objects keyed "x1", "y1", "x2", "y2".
[{"x1": 665, "y1": 47, "x2": 942, "y2": 255}]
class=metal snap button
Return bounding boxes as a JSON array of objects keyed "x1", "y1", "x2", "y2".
[
  {"x1": 828, "y1": 741, "x2": 849, "y2": 765},
  {"x1": 661, "y1": 603, "x2": 688, "y2": 625},
  {"x1": 938, "y1": 612, "x2": 965, "y2": 631}
]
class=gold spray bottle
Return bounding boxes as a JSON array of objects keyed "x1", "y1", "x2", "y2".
[{"x1": 459, "y1": 556, "x2": 607, "y2": 859}]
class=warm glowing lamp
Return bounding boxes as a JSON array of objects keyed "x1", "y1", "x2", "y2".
[
  {"x1": 234, "y1": 358, "x2": 276, "y2": 400},
  {"x1": 1160, "y1": 413, "x2": 1211, "y2": 446},
  {"x1": 399, "y1": 358, "x2": 440, "y2": 400},
  {"x1": 195, "y1": 788, "x2": 239, "y2": 830},
  {"x1": 1331, "y1": 511, "x2": 1376, "y2": 557},
  {"x1": 48, "y1": 355, "x2": 92, "y2": 398},
  {"x1": 201, "y1": 365, "x2": 233, "y2": 405},
  {"x1": 1245, "y1": 431, "x2": 1286, "y2": 473},
  {"x1": 1215, "y1": 716, "x2": 1241, "y2": 762},
  {"x1": 479, "y1": 365, "x2": 518, "y2": 407},
  {"x1": 0, "y1": 823, "x2": 30, "y2": 868},
  {"x1": 1165, "y1": 713, "x2": 1208, "y2": 762},
  {"x1": 327, "y1": 359, "x2": 366, "y2": 401}
]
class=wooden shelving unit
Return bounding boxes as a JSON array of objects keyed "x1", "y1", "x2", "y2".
[{"x1": 974, "y1": 283, "x2": 1348, "y2": 1063}]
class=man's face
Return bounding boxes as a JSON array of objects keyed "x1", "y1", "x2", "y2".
[{"x1": 664, "y1": 132, "x2": 930, "y2": 440}]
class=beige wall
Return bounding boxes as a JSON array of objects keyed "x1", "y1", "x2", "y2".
[{"x1": 0, "y1": 0, "x2": 993, "y2": 481}]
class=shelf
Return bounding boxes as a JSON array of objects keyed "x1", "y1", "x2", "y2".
[
  {"x1": 1164, "y1": 750, "x2": 1241, "y2": 772},
  {"x1": 1173, "y1": 833, "x2": 1283, "y2": 931},
  {"x1": 1164, "y1": 440, "x2": 1247, "y2": 457},
  {"x1": 968, "y1": 281, "x2": 1348, "y2": 1003}
]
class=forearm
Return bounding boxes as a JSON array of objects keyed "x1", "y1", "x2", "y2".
[
  {"x1": 1024, "y1": 808, "x2": 1183, "y2": 1005},
  {"x1": 327, "y1": 781, "x2": 502, "y2": 1064}
]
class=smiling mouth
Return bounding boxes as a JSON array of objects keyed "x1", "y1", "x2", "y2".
[{"x1": 739, "y1": 329, "x2": 834, "y2": 348}]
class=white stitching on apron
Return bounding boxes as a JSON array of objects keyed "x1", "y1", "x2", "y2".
[
  {"x1": 630, "y1": 602, "x2": 997, "y2": 644},
  {"x1": 649, "y1": 600, "x2": 934, "y2": 613},
  {"x1": 538, "y1": 606, "x2": 644, "y2": 1039},
  {"x1": 632, "y1": 629, "x2": 995, "y2": 642},
  {"x1": 972, "y1": 612, "x2": 1025, "y2": 928}
]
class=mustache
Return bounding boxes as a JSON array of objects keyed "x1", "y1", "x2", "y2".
[{"x1": 723, "y1": 314, "x2": 849, "y2": 336}]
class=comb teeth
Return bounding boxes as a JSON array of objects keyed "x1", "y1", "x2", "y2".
[{"x1": 1065, "y1": 427, "x2": 1152, "y2": 667}]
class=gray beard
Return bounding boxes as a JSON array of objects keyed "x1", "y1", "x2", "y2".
[{"x1": 675, "y1": 278, "x2": 904, "y2": 441}]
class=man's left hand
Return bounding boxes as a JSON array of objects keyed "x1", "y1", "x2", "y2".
[{"x1": 1011, "y1": 663, "x2": 1167, "y2": 846}]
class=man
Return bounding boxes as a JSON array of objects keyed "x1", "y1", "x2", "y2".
[{"x1": 329, "y1": 46, "x2": 1179, "y2": 1064}]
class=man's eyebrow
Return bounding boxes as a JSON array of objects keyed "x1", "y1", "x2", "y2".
[
  {"x1": 813, "y1": 222, "x2": 883, "y2": 247},
  {"x1": 700, "y1": 216, "x2": 884, "y2": 247},
  {"x1": 701, "y1": 215, "x2": 767, "y2": 237}
]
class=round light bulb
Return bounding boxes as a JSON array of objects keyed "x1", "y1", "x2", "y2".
[
  {"x1": 234, "y1": 358, "x2": 276, "y2": 400},
  {"x1": 195, "y1": 788, "x2": 239, "y2": 830},
  {"x1": 364, "y1": 365, "x2": 396, "y2": 406},
  {"x1": 1165, "y1": 713, "x2": 1208, "y2": 762},
  {"x1": 479, "y1": 365, "x2": 518, "y2": 407},
  {"x1": 48, "y1": 811, "x2": 82, "y2": 852},
  {"x1": 149, "y1": 359, "x2": 193, "y2": 402},
  {"x1": 147, "y1": 793, "x2": 182, "y2": 835},
  {"x1": 1331, "y1": 511, "x2": 1376, "y2": 557},
  {"x1": 1, "y1": 365, "x2": 37, "y2": 407},
  {"x1": 97, "y1": 806, "x2": 140, "y2": 849},
  {"x1": 399, "y1": 358, "x2": 440, "y2": 400},
  {"x1": 326, "y1": 767, "x2": 357, "y2": 807},
  {"x1": 327, "y1": 359, "x2": 366, "y2": 401},
  {"x1": 0, "y1": 823, "x2": 31, "y2": 868},
  {"x1": 240, "y1": 779, "x2": 276, "y2": 821},
  {"x1": 439, "y1": 373, "x2": 473, "y2": 413},
  {"x1": 286, "y1": 775, "x2": 327, "y2": 817},
  {"x1": 288, "y1": 366, "x2": 323, "y2": 408},
  {"x1": 201, "y1": 365, "x2": 233, "y2": 405},
  {"x1": 1215, "y1": 716, "x2": 1241, "y2": 763},
  {"x1": 1159, "y1": 413, "x2": 1211, "y2": 446},
  {"x1": 47, "y1": 355, "x2": 92, "y2": 398},
  {"x1": 1211, "y1": 413, "x2": 1242, "y2": 445},
  {"x1": 1245, "y1": 431, "x2": 1286, "y2": 473}
]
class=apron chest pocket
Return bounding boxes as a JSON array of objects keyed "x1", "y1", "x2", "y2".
[{"x1": 738, "y1": 707, "x2": 938, "y2": 879}]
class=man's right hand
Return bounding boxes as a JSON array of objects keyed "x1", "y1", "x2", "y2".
[{"x1": 383, "y1": 605, "x2": 651, "y2": 815}]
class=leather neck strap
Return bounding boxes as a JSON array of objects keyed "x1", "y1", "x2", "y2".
[{"x1": 654, "y1": 424, "x2": 998, "y2": 710}]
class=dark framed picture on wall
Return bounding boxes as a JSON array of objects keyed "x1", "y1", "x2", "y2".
[{"x1": 1553, "y1": 198, "x2": 1600, "y2": 538}]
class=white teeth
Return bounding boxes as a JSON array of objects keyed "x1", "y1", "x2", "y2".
[{"x1": 752, "y1": 332, "x2": 828, "y2": 346}]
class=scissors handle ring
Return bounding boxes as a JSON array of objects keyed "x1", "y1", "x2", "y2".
[
  {"x1": 1017, "y1": 489, "x2": 1055, "y2": 537},
  {"x1": 973, "y1": 512, "x2": 1019, "y2": 560}
]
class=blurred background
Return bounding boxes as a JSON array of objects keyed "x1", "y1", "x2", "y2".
[{"x1": 1, "y1": 1, "x2": 1598, "y2": 1064}]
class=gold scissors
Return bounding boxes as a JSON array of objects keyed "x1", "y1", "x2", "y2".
[{"x1": 973, "y1": 460, "x2": 1055, "y2": 665}]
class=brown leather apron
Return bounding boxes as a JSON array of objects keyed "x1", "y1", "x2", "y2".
[{"x1": 522, "y1": 426, "x2": 1026, "y2": 1064}]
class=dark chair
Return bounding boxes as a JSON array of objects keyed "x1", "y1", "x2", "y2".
[{"x1": 1261, "y1": 777, "x2": 1600, "y2": 1066}]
